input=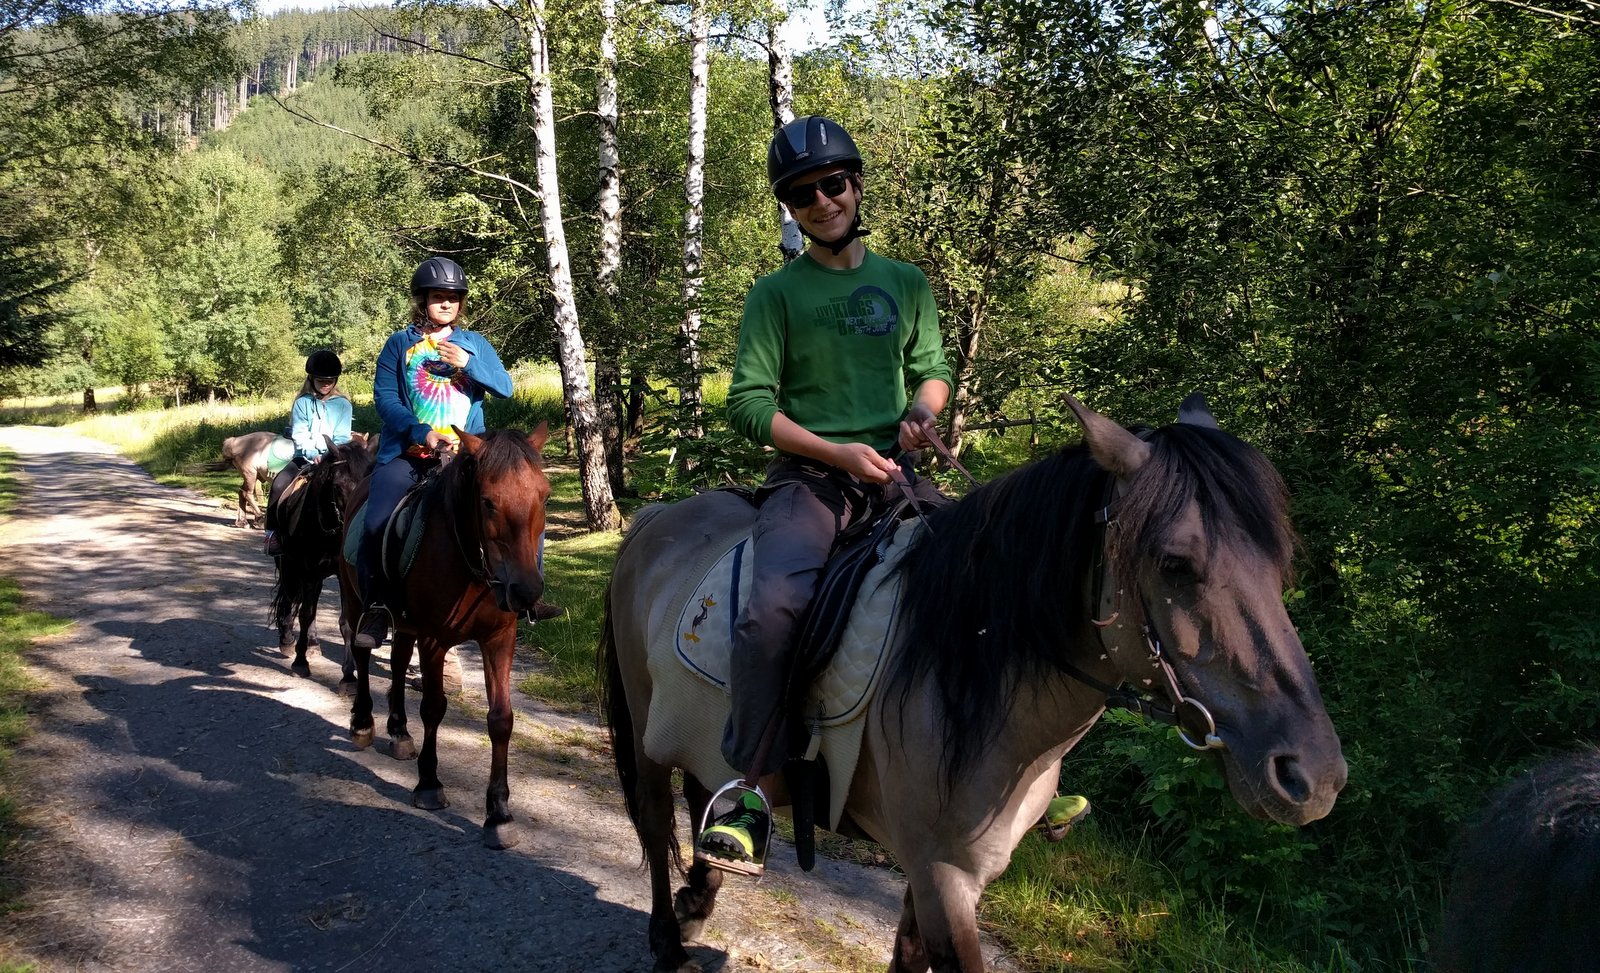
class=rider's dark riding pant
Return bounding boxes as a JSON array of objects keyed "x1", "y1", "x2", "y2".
[
  {"x1": 358, "y1": 454, "x2": 437, "y2": 606},
  {"x1": 264, "y1": 458, "x2": 307, "y2": 533},
  {"x1": 721, "y1": 453, "x2": 941, "y2": 778}
]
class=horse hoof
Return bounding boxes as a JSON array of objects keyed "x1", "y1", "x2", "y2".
[
  {"x1": 290, "y1": 660, "x2": 310, "y2": 678},
  {"x1": 278, "y1": 642, "x2": 295, "y2": 658},
  {"x1": 337, "y1": 678, "x2": 357, "y2": 698},
  {"x1": 390, "y1": 737, "x2": 417, "y2": 761},
  {"x1": 351, "y1": 727, "x2": 374, "y2": 749},
  {"x1": 413, "y1": 787, "x2": 448, "y2": 811},
  {"x1": 482, "y1": 821, "x2": 520, "y2": 850}
]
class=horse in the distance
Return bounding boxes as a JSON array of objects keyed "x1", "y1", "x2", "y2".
[
  {"x1": 268, "y1": 434, "x2": 380, "y2": 682},
  {"x1": 337, "y1": 424, "x2": 550, "y2": 849},
  {"x1": 203, "y1": 430, "x2": 290, "y2": 528},
  {"x1": 600, "y1": 395, "x2": 1347, "y2": 973}
]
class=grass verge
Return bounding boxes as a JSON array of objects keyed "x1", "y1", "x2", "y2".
[{"x1": 0, "y1": 450, "x2": 73, "y2": 973}]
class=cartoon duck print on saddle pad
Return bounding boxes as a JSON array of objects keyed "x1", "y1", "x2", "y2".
[{"x1": 643, "y1": 508, "x2": 913, "y2": 831}]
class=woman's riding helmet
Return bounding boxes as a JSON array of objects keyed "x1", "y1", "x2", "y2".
[
  {"x1": 410, "y1": 256, "x2": 469, "y2": 296},
  {"x1": 767, "y1": 116, "x2": 863, "y2": 195},
  {"x1": 305, "y1": 349, "x2": 342, "y2": 379}
]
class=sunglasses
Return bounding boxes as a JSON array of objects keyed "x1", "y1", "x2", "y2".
[{"x1": 779, "y1": 172, "x2": 852, "y2": 210}]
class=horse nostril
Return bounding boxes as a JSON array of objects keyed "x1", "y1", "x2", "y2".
[{"x1": 1270, "y1": 753, "x2": 1312, "y2": 805}]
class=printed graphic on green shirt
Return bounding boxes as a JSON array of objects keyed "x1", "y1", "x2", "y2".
[{"x1": 817, "y1": 285, "x2": 899, "y2": 337}]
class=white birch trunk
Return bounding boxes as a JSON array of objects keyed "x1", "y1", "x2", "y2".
[
  {"x1": 522, "y1": 0, "x2": 621, "y2": 530},
  {"x1": 594, "y1": 0, "x2": 627, "y2": 493},
  {"x1": 767, "y1": 5, "x2": 803, "y2": 262},
  {"x1": 678, "y1": 0, "x2": 708, "y2": 439}
]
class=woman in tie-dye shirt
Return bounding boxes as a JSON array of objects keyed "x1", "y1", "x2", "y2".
[{"x1": 353, "y1": 256, "x2": 518, "y2": 651}]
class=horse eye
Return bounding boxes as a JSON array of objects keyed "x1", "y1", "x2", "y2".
[
  {"x1": 482, "y1": 498, "x2": 496, "y2": 513},
  {"x1": 1159, "y1": 555, "x2": 1198, "y2": 582}
]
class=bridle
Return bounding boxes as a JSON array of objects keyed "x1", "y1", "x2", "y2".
[
  {"x1": 439, "y1": 450, "x2": 498, "y2": 590},
  {"x1": 901, "y1": 423, "x2": 1226, "y2": 751},
  {"x1": 1058, "y1": 475, "x2": 1227, "y2": 752}
]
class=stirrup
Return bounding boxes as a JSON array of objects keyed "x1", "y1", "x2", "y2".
[
  {"x1": 694, "y1": 780, "x2": 772, "y2": 878},
  {"x1": 1038, "y1": 795, "x2": 1091, "y2": 842}
]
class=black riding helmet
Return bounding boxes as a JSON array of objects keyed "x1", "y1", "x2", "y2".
[
  {"x1": 767, "y1": 115, "x2": 863, "y2": 193},
  {"x1": 767, "y1": 116, "x2": 868, "y2": 254},
  {"x1": 410, "y1": 256, "x2": 468, "y2": 296},
  {"x1": 305, "y1": 349, "x2": 342, "y2": 379}
]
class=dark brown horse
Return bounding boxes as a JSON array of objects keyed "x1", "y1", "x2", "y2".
[
  {"x1": 600, "y1": 395, "x2": 1346, "y2": 972},
  {"x1": 269, "y1": 434, "x2": 380, "y2": 682},
  {"x1": 337, "y1": 425, "x2": 551, "y2": 849}
]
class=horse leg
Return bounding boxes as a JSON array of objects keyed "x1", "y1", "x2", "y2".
[
  {"x1": 479, "y1": 626, "x2": 519, "y2": 849},
  {"x1": 387, "y1": 632, "x2": 416, "y2": 761},
  {"x1": 336, "y1": 574, "x2": 358, "y2": 697},
  {"x1": 897, "y1": 866, "x2": 985, "y2": 972},
  {"x1": 891, "y1": 886, "x2": 931, "y2": 973},
  {"x1": 412, "y1": 636, "x2": 451, "y2": 811},
  {"x1": 347, "y1": 616, "x2": 376, "y2": 750},
  {"x1": 634, "y1": 753, "x2": 697, "y2": 972},
  {"x1": 290, "y1": 571, "x2": 319, "y2": 677},
  {"x1": 672, "y1": 773, "x2": 724, "y2": 942}
]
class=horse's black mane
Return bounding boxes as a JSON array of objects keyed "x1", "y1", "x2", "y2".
[{"x1": 888, "y1": 421, "x2": 1295, "y2": 789}]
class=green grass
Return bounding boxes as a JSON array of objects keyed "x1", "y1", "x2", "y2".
[
  {"x1": 0, "y1": 450, "x2": 73, "y2": 960},
  {"x1": 518, "y1": 528, "x2": 622, "y2": 708}
]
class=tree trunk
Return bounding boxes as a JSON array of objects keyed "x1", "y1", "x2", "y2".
[
  {"x1": 522, "y1": 0, "x2": 621, "y2": 531},
  {"x1": 946, "y1": 300, "x2": 983, "y2": 458},
  {"x1": 594, "y1": 0, "x2": 627, "y2": 496},
  {"x1": 767, "y1": 5, "x2": 803, "y2": 262},
  {"x1": 678, "y1": 0, "x2": 708, "y2": 443}
]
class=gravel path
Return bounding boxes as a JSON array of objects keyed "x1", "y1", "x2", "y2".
[{"x1": 0, "y1": 426, "x2": 1011, "y2": 973}]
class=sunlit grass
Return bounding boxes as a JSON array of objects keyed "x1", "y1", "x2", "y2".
[{"x1": 519, "y1": 528, "x2": 623, "y2": 709}]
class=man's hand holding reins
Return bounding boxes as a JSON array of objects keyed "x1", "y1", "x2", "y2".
[{"x1": 898, "y1": 402, "x2": 937, "y2": 453}]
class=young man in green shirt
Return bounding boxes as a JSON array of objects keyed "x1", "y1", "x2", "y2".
[{"x1": 697, "y1": 116, "x2": 1088, "y2": 876}]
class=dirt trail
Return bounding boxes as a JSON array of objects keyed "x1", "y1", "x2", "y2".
[{"x1": 0, "y1": 426, "x2": 1018, "y2": 973}]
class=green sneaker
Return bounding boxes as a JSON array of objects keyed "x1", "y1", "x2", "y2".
[
  {"x1": 1038, "y1": 794, "x2": 1091, "y2": 842},
  {"x1": 696, "y1": 789, "x2": 770, "y2": 876}
]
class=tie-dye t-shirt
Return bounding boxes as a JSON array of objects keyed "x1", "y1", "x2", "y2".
[{"x1": 403, "y1": 328, "x2": 472, "y2": 453}]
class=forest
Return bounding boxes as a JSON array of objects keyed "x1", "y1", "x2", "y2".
[{"x1": 3, "y1": 0, "x2": 1597, "y2": 968}]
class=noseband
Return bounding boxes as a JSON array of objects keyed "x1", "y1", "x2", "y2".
[{"x1": 1056, "y1": 478, "x2": 1227, "y2": 752}]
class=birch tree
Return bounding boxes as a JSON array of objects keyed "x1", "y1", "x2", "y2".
[
  {"x1": 677, "y1": 0, "x2": 709, "y2": 440},
  {"x1": 766, "y1": 0, "x2": 803, "y2": 262},
  {"x1": 518, "y1": 0, "x2": 621, "y2": 529},
  {"x1": 593, "y1": 0, "x2": 627, "y2": 495}
]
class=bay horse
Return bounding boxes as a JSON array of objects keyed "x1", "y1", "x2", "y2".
[
  {"x1": 599, "y1": 395, "x2": 1347, "y2": 972},
  {"x1": 204, "y1": 430, "x2": 290, "y2": 528},
  {"x1": 269, "y1": 433, "x2": 380, "y2": 682},
  {"x1": 337, "y1": 424, "x2": 550, "y2": 849}
]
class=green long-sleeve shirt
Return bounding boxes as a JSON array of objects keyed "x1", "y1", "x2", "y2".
[{"x1": 726, "y1": 250, "x2": 953, "y2": 452}]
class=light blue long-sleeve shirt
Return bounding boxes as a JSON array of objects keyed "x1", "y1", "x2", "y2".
[{"x1": 290, "y1": 393, "x2": 354, "y2": 462}]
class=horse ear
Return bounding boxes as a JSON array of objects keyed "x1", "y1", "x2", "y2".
[
  {"x1": 455, "y1": 427, "x2": 483, "y2": 455},
  {"x1": 366, "y1": 432, "x2": 380, "y2": 454},
  {"x1": 1177, "y1": 392, "x2": 1220, "y2": 429},
  {"x1": 1064, "y1": 394, "x2": 1150, "y2": 476},
  {"x1": 323, "y1": 434, "x2": 337, "y2": 454},
  {"x1": 527, "y1": 421, "x2": 549, "y2": 453}
]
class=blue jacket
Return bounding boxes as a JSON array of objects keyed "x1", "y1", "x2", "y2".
[
  {"x1": 289, "y1": 393, "x2": 354, "y2": 462},
  {"x1": 373, "y1": 324, "x2": 514, "y2": 465}
]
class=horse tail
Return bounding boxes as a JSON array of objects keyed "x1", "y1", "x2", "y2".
[
  {"x1": 268, "y1": 552, "x2": 297, "y2": 630},
  {"x1": 598, "y1": 587, "x2": 638, "y2": 819},
  {"x1": 598, "y1": 584, "x2": 678, "y2": 870}
]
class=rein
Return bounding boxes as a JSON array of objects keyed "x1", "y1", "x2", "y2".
[{"x1": 439, "y1": 452, "x2": 497, "y2": 589}]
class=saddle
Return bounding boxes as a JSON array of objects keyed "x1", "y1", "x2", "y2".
[
  {"x1": 273, "y1": 471, "x2": 313, "y2": 536},
  {"x1": 660, "y1": 488, "x2": 923, "y2": 869},
  {"x1": 342, "y1": 474, "x2": 440, "y2": 618}
]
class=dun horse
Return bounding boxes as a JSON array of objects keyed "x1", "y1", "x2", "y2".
[
  {"x1": 204, "y1": 430, "x2": 290, "y2": 528},
  {"x1": 268, "y1": 434, "x2": 380, "y2": 682},
  {"x1": 600, "y1": 395, "x2": 1347, "y2": 972},
  {"x1": 338, "y1": 425, "x2": 550, "y2": 849}
]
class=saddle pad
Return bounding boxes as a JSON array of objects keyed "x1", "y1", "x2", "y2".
[
  {"x1": 673, "y1": 526, "x2": 908, "y2": 725},
  {"x1": 341, "y1": 499, "x2": 427, "y2": 580},
  {"x1": 265, "y1": 436, "x2": 296, "y2": 475},
  {"x1": 648, "y1": 517, "x2": 915, "y2": 830}
]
